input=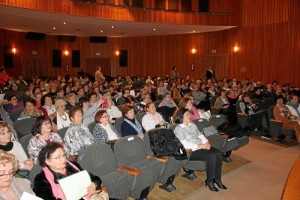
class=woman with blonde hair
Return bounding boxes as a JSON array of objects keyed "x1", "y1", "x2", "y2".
[{"x1": 0, "y1": 152, "x2": 35, "y2": 199}]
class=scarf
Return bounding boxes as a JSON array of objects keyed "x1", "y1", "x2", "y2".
[
  {"x1": 42, "y1": 161, "x2": 80, "y2": 200},
  {"x1": 124, "y1": 117, "x2": 143, "y2": 135},
  {"x1": 0, "y1": 142, "x2": 13, "y2": 151}
]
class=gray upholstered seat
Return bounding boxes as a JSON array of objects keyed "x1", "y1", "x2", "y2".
[
  {"x1": 57, "y1": 126, "x2": 69, "y2": 140},
  {"x1": 114, "y1": 136, "x2": 162, "y2": 199},
  {"x1": 19, "y1": 134, "x2": 32, "y2": 157},
  {"x1": 88, "y1": 122, "x2": 96, "y2": 133},
  {"x1": 29, "y1": 164, "x2": 42, "y2": 184},
  {"x1": 10, "y1": 109, "x2": 23, "y2": 122},
  {"x1": 144, "y1": 128, "x2": 186, "y2": 191},
  {"x1": 114, "y1": 117, "x2": 124, "y2": 135},
  {"x1": 78, "y1": 142, "x2": 130, "y2": 200},
  {"x1": 13, "y1": 117, "x2": 36, "y2": 139},
  {"x1": 208, "y1": 114, "x2": 226, "y2": 128}
]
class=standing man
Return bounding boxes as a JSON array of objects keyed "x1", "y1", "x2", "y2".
[
  {"x1": 206, "y1": 66, "x2": 215, "y2": 80},
  {"x1": 170, "y1": 66, "x2": 179, "y2": 80},
  {"x1": 94, "y1": 66, "x2": 105, "y2": 83}
]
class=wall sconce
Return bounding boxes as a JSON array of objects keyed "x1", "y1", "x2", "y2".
[
  {"x1": 233, "y1": 46, "x2": 239, "y2": 53},
  {"x1": 64, "y1": 50, "x2": 69, "y2": 56},
  {"x1": 12, "y1": 48, "x2": 17, "y2": 54},
  {"x1": 191, "y1": 48, "x2": 196, "y2": 54},
  {"x1": 115, "y1": 50, "x2": 120, "y2": 56}
]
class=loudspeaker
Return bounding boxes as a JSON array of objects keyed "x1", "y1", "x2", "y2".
[
  {"x1": 72, "y1": 50, "x2": 80, "y2": 68},
  {"x1": 57, "y1": 35, "x2": 76, "y2": 42},
  {"x1": 132, "y1": 0, "x2": 143, "y2": 7},
  {"x1": 3, "y1": 46, "x2": 13, "y2": 68},
  {"x1": 199, "y1": 0, "x2": 209, "y2": 12},
  {"x1": 26, "y1": 32, "x2": 46, "y2": 40},
  {"x1": 89, "y1": 36, "x2": 107, "y2": 43},
  {"x1": 52, "y1": 50, "x2": 61, "y2": 67},
  {"x1": 181, "y1": 0, "x2": 191, "y2": 11},
  {"x1": 119, "y1": 50, "x2": 128, "y2": 67}
]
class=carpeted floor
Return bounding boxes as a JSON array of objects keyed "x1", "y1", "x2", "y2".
[{"x1": 143, "y1": 137, "x2": 300, "y2": 200}]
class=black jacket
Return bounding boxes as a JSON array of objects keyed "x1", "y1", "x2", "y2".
[{"x1": 33, "y1": 162, "x2": 102, "y2": 200}]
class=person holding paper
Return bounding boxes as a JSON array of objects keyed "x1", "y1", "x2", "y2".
[
  {"x1": 0, "y1": 152, "x2": 35, "y2": 199},
  {"x1": 33, "y1": 142, "x2": 103, "y2": 200}
]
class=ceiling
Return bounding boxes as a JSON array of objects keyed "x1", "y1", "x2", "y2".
[{"x1": 0, "y1": 4, "x2": 236, "y2": 38}]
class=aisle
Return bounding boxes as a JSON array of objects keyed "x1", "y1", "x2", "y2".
[{"x1": 186, "y1": 137, "x2": 300, "y2": 200}]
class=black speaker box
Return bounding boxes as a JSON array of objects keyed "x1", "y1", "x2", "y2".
[
  {"x1": 90, "y1": 36, "x2": 107, "y2": 43},
  {"x1": 3, "y1": 46, "x2": 13, "y2": 68},
  {"x1": 199, "y1": 0, "x2": 209, "y2": 12},
  {"x1": 57, "y1": 35, "x2": 77, "y2": 42},
  {"x1": 52, "y1": 50, "x2": 61, "y2": 67},
  {"x1": 26, "y1": 32, "x2": 46, "y2": 40},
  {"x1": 72, "y1": 50, "x2": 80, "y2": 68},
  {"x1": 119, "y1": 50, "x2": 128, "y2": 67}
]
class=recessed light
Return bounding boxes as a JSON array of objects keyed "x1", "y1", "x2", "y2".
[
  {"x1": 193, "y1": 30, "x2": 196, "y2": 33},
  {"x1": 63, "y1": 22, "x2": 66, "y2": 25},
  {"x1": 53, "y1": 27, "x2": 56, "y2": 30},
  {"x1": 111, "y1": 26, "x2": 114, "y2": 29},
  {"x1": 100, "y1": 30, "x2": 103, "y2": 33},
  {"x1": 153, "y1": 28, "x2": 156, "y2": 31}
]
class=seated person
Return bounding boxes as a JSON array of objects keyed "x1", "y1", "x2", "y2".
[
  {"x1": 19, "y1": 97, "x2": 43, "y2": 118},
  {"x1": 0, "y1": 121, "x2": 33, "y2": 171},
  {"x1": 142, "y1": 102, "x2": 166, "y2": 131},
  {"x1": 92, "y1": 110, "x2": 120, "y2": 143},
  {"x1": 121, "y1": 104, "x2": 144, "y2": 139},
  {"x1": 173, "y1": 108, "x2": 226, "y2": 192},
  {"x1": 51, "y1": 99, "x2": 71, "y2": 132},
  {"x1": 0, "y1": 152, "x2": 35, "y2": 199},
  {"x1": 215, "y1": 90, "x2": 237, "y2": 125},
  {"x1": 33, "y1": 142, "x2": 103, "y2": 200},
  {"x1": 169, "y1": 81, "x2": 182, "y2": 102},
  {"x1": 116, "y1": 87, "x2": 131, "y2": 106},
  {"x1": 286, "y1": 93, "x2": 300, "y2": 120},
  {"x1": 158, "y1": 93, "x2": 177, "y2": 108},
  {"x1": 178, "y1": 96, "x2": 200, "y2": 121},
  {"x1": 65, "y1": 93, "x2": 77, "y2": 111},
  {"x1": 41, "y1": 94, "x2": 56, "y2": 116},
  {"x1": 102, "y1": 93, "x2": 122, "y2": 123},
  {"x1": 79, "y1": 97, "x2": 101, "y2": 126},
  {"x1": 274, "y1": 95, "x2": 300, "y2": 143},
  {"x1": 28, "y1": 116, "x2": 64, "y2": 164},
  {"x1": 4, "y1": 94, "x2": 23, "y2": 114},
  {"x1": 137, "y1": 92, "x2": 152, "y2": 112},
  {"x1": 64, "y1": 107, "x2": 95, "y2": 159}
]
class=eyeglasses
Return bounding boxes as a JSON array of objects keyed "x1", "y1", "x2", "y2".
[
  {"x1": 0, "y1": 172, "x2": 14, "y2": 178},
  {"x1": 49, "y1": 154, "x2": 67, "y2": 160},
  {"x1": 101, "y1": 115, "x2": 109, "y2": 118},
  {"x1": 41, "y1": 121, "x2": 51, "y2": 126}
]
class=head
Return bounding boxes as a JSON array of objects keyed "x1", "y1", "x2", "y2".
[
  {"x1": 142, "y1": 93, "x2": 152, "y2": 103},
  {"x1": 122, "y1": 104, "x2": 135, "y2": 120},
  {"x1": 66, "y1": 93, "x2": 77, "y2": 105},
  {"x1": 23, "y1": 97, "x2": 37, "y2": 113},
  {"x1": 41, "y1": 94, "x2": 53, "y2": 107},
  {"x1": 275, "y1": 95, "x2": 284, "y2": 105},
  {"x1": 173, "y1": 108, "x2": 190, "y2": 124},
  {"x1": 69, "y1": 106, "x2": 83, "y2": 126},
  {"x1": 94, "y1": 110, "x2": 109, "y2": 126},
  {"x1": 178, "y1": 97, "x2": 193, "y2": 110},
  {"x1": 163, "y1": 93, "x2": 172, "y2": 102},
  {"x1": 145, "y1": 102, "x2": 156, "y2": 115},
  {"x1": 55, "y1": 99, "x2": 67, "y2": 113},
  {"x1": 290, "y1": 94, "x2": 299, "y2": 104},
  {"x1": 78, "y1": 97, "x2": 90, "y2": 110},
  {"x1": 8, "y1": 95, "x2": 18, "y2": 106},
  {"x1": 38, "y1": 142, "x2": 66, "y2": 173},
  {"x1": 122, "y1": 88, "x2": 130, "y2": 97},
  {"x1": 242, "y1": 92, "x2": 251, "y2": 102},
  {"x1": 32, "y1": 116, "x2": 52, "y2": 136},
  {"x1": 0, "y1": 122, "x2": 12, "y2": 145},
  {"x1": 0, "y1": 152, "x2": 19, "y2": 189}
]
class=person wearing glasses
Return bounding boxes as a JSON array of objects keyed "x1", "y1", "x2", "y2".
[
  {"x1": 92, "y1": 110, "x2": 120, "y2": 144},
  {"x1": 33, "y1": 142, "x2": 103, "y2": 200},
  {"x1": 0, "y1": 152, "x2": 35, "y2": 199},
  {"x1": 28, "y1": 116, "x2": 64, "y2": 164},
  {"x1": 4, "y1": 94, "x2": 23, "y2": 114},
  {"x1": 0, "y1": 121, "x2": 33, "y2": 172}
]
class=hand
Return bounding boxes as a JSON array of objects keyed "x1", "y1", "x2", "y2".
[
  {"x1": 138, "y1": 134, "x2": 144, "y2": 140},
  {"x1": 87, "y1": 182, "x2": 97, "y2": 195},
  {"x1": 159, "y1": 120, "x2": 166, "y2": 126},
  {"x1": 24, "y1": 160, "x2": 33, "y2": 170}
]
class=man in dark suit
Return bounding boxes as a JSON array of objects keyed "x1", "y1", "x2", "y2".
[{"x1": 206, "y1": 67, "x2": 215, "y2": 80}]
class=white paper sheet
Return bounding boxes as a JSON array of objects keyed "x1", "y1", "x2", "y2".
[
  {"x1": 58, "y1": 170, "x2": 91, "y2": 200},
  {"x1": 20, "y1": 192, "x2": 43, "y2": 200}
]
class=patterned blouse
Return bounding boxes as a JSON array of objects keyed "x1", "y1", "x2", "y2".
[
  {"x1": 64, "y1": 123, "x2": 95, "y2": 156},
  {"x1": 28, "y1": 133, "x2": 64, "y2": 164}
]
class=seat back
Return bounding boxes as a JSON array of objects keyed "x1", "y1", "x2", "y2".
[
  {"x1": 136, "y1": 112, "x2": 146, "y2": 124},
  {"x1": 156, "y1": 106, "x2": 176, "y2": 123},
  {"x1": 19, "y1": 135, "x2": 32, "y2": 157},
  {"x1": 210, "y1": 95, "x2": 218, "y2": 107},
  {"x1": 57, "y1": 126, "x2": 69, "y2": 140},
  {"x1": 208, "y1": 114, "x2": 226, "y2": 128},
  {"x1": 10, "y1": 109, "x2": 23, "y2": 122},
  {"x1": 193, "y1": 118, "x2": 210, "y2": 131},
  {"x1": 13, "y1": 117, "x2": 36, "y2": 138},
  {"x1": 29, "y1": 164, "x2": 42, "y2": 184},
  {"x1": 114, "y1": 136, "x2": 148, "y2": 167},
  {"x1": 262, "y1": 98, "x2": 275, "y2": 111},
  {"x1": 235, "y1": 100, "x2": 243, "y2": 113},
  {"x1": 114, "y1": 117, "x2": 124, "y2": 135},
  {"x1": 268, "y1": 105, "x2": 275, "y2": 120},
  {"x1": 88, "y1": 122, "x2": 96, "y2": 133},
  {"x1": 154, "y1": 100, "x2": 161, "y2": 108},
  {"x1": 78, "y1": 142, "x2": 118, "y2": 175}
]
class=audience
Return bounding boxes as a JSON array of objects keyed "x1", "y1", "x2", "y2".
[
  {"x1": 19, "y1": 97, "x2": 43, "y2": 118},
  {"x1": 142, "y1": 102, "x2": 166, "y2": 131},
  {"x1": 121, "y1": 104, "x2": 144, "y2": 139}
]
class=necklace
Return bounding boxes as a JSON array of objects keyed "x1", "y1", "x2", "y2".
[{"x1": 59, "y1": 113, "x2": 67, "y2": 121}]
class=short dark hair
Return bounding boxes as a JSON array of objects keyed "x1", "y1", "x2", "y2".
[
  {"x1": 173, "y1": 108, "x2": 189, "y2": 124},
  {"x1": 78, "y1": 97, "x2": 89, "y2": 107},
  {"x1": 38, "y1": 142, "x2": 64, "y2": 167},
  {"x1": 32, "y1": 116, "x2": 52, "y2": 135},
  {"x1": 69, "y1": 106, "x2": 83, "y2": 119},
  {"x1": 23, "y1": 97, "x2": 36, "y2": 107},
  {"x1": 121, "y1": 104, "x2": 134, "y2": 117},
  {"x1": 41, "y1": 93, "x2": 53, "y2": 106},
  {"x1": 95, "y1": 110, "x2": 107, "y2": 123}
]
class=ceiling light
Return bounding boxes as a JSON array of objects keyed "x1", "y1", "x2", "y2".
[
  {"x1": 53, "y1": 27, "x2": 56, "y2": 30},
  {"x1": 153, "y1": 28, "x2": 156, "y2": 31},
  {"x1": 193, "y1": 30, "x2": 196, "y2": 33},
  {"x1": 100, "y1": 30, "x2": 103, "y2": 33},
  {"x1": 63, "y1": 22, "x2": 66, "y2": 25},
  {"x1": 111, "y1": 26, "x2": 114, "y2": 29}
]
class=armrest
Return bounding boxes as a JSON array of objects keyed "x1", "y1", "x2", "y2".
[
  {"x1": 147, "y1": 155, "x2": 169, "y2": 163},
  {"x1": 185, "y1": 148, "x2": 192, "y2": 153},
  {"x1": 237, "y1": 113, "x2": 249, "y2": 116},
  {"x1": 116, "y1": 166, "x2": 141, "y2": 176},
  {"x1": 271, "y1": 119, "x2": 283, "y2": 123}
]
